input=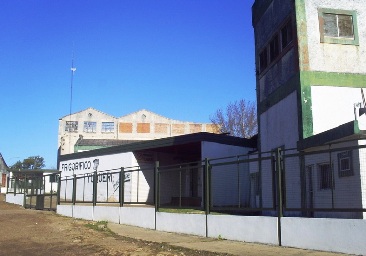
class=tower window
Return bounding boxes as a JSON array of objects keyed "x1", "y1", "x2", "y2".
[
  {"x1": 269, "y1": 34, "x2": 279, "y2": 62},
  {"x1": 259, "y1": 49, "x2": 268, "y2": 73},
  {"x1": 281, "y1": 20, "x2": 293, "y2": 49},
  {"x1": 319, "y1": 9, "x2": 359, "y2": 45}
]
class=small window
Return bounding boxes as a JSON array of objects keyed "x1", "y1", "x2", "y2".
[
  {"x1": 318, "y1": 163, "x2": 333, "y2": 190},
  {"x1": 65, "y1": 121, "x2": 78, "y2": 132},
  {"x1": 281, "y1": 20, "x2": 293, "y2": 49},
  {"x1": 319, "y1": 9, "x2": 359, "y2": 45},
  {"x1": 259, "y1": 48, "x2": 268, "y2": 72},
  {"x1": 83, "y1": 121, "x2": 97, "y2": 133},
  {"x1": 338, "y1": 151, "x2": 353, "y2": 177},
  {"x1": 101, "y1": 122, "x2": 114, "y2": 133},
  {"x1": 269, "y1": 34, "x2": 279, "y2": 62}
]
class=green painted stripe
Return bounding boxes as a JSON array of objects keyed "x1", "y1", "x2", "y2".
[
  {"x1": 300, "y1": 71, "x2": 366, "y2": 139},
  {"x1": 295, "y1": 0, "x2": 309, "y2": 71}
]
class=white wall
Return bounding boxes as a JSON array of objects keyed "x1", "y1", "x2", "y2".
[
  {"x1": 156, "y1": 212, "x2": 206, "y2": 237},
  {"x1": 59, "y1": 152, "x2": 136, "y2": 202},
  {"x1": 5, "y1": 194, "x2": 24, "y2": 206},
  {"x1": 202, "y1": 142, "x2": 253, "y2": 207},
  {"x1": 282, "y1": 217, "x2": 366, "y2": 255},
  {"x1": 207, "y1": 215, "x2": 278, "y2": 245},
  {"x1": 304, "y1": 0, "x2": 366, "y2": 73},
  {"x1": 312, "y1": 86, "x2": 363, "y2": 134},
  {"x1": 260, "y1": 92, "x2": 299, "y2": 151}
]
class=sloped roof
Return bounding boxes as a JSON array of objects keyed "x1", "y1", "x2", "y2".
[
  {"x1": 59, "y1": 107, "x2": 117, "y2": 120},
  {"x1": 0, "y1": 153, "x2": 8, "y2": 170},
  {"x1": 297, "y1": 120, "x2": 366, "y2": 150},
  {"x1": 60, "y1": 132, "x2": 257, "y2": 161}
]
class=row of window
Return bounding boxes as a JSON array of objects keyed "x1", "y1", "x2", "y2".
[
  {"x1": 312, "y1": 150, "x2": 353, "y2": 191},
  {"x1": 65, "y1": 121, "x2": 115, "y2": 133},
  {"x1": 259, "y1": 18, "x2": 293, "y2": 73}
]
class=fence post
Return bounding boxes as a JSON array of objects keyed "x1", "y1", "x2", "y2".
[
  {"x1": 93, "y1": 171, "x2": 97, "y2": 206},
  {"x1": 57, "y1": 173, "x2": 61, "y2": 205},
  {"x1": 72, "y1": 174, "x2": 77, "y2": 205},
  {"x1": 14, "y1": 177, "x2": 17, "y2": 196},
  {"x1": 275, "y1": 148, "x2": 283, "y2": 246},
  {"x1": 154, "y1": 161, "x2": 160, "y2": 211},
  {"x1": 119, "y1": 167, "x2": 124, "y2": 207},
  {"x1": 6, "y1": 176, "x2": 9, "y2": 194},
  {"x1": 204, "y1": 158, "x2": 210, "y2": 215}
]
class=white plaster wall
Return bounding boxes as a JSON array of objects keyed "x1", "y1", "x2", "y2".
[
  {"x1": 305, "y1": 0, "x2": 366, "y2": 73},
  {"x1": 56, "y1": 205, "x2": 73, "y2": 217},
  {"x1": 312, "y1": 86, "x2": 363, "y2": 134},
  {"x1": 5, "y1": 194, "x2": 24, "y2": 206},
  {"x1": 282, "y1": 217, "x2": 366, "y2": 255},
  {"x1": 260, "y1": 91, "x2": 299, "y2": 151},
  {"x1": 303, "y1": 147, "x2": 362, "y2": 219},
  {"x1": 93, "y1": 206, "x2": 120, "y2": 223},
  {"x1": 156, "y1": 212, "x2": 206, "y2": 237},
  {"x1": 207, "y1": 215, "x2": 278, "y2": 245},
  {"x1": 202, "y1": 142, "x2": 253, "y2": 207},
  {"x1": 73, "y1": 205, "x2": 94, "y2": 220},
  {"x1": 120, "y1": 207, "x2": 155, "y2": 229}
]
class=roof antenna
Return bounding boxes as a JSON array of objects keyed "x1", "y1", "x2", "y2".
[{"x1": 70, "y1": 44, "x2": 76, "y2": 118}]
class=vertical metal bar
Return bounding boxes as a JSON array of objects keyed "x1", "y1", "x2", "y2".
[
  {"x1": 106, "y1": 173, "x2": 109, "y2": 202},
  {"x1": 72, "y1": 174, "x2": 77, "y2": 205},
  {"x1": 13, "y1": 177, "x2": 17, "y2": 196},
  {"x1": 179, "y1": 168, "x2": 182, "y2": 208},
  {"x1": 154, "y1": 161, "x2": 160, "y2": 212},
  {"x1": 329, "y1": 145, "x2": 334, "y2": 208},
  {"x1": 204, "y1": 158, "x2": 210, "y2": 238},
  {"x1": 93, "y1": 171, "x2": 97, "y2": 206},
  {"x1": 83, "y1": 174, "x2": 86, "y2": 202},
  {"x1": 57, "y1": 174, "x2": 61, "y2": 205},
  {"x1": 119, "y1": 168, "x2": 124, "y2": 207},
  {"x1": 6, "y1": 176, "x2": 9, "y2": 194},
  {"x1": 154, "y1": 161, "x2": 160, "y2": 231},
  {"x1": 275, "y1": 148, "x2": 283, "y2": 246},
  {"x1": 137, "y1": 169, "x2": 140, "y2": 203},
  {"x1": 237, "y1": 156, "x2": 240, "y2": 208}
]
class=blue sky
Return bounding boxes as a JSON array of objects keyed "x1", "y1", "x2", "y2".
[{"x1": 0, "y1": 0, "x2": 256, "y2": 168}]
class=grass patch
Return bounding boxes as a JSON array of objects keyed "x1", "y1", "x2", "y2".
[
  {"x1": 158, "y1": 208, "x2": 205, "y2": 214},
  {"x1": 84, "y1": 221, "x2": 115, "y2": 236}
]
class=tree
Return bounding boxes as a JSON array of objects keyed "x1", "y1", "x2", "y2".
[
  {"x1": 10, "y1": 156, "x2": 45, "y2": 170},
  {"x1": 210, "y1": 99, "x2": 258, "y2": 138}
]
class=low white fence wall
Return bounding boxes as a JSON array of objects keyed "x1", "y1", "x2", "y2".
[
  {"x1": 282, "y1": 217, "x2": 366, "y2": 255},
  {"x1": 156, "y1": 212, "x2": 206, "y2": 237},
  {"x1": 5, "y1": 194, "x2": 24, "y2": 206},
  {"x1": 55, "y1": 205, "x2": 366, "y2": 255},
  {"x1": 207, "y1": 215, "x2": 278, "y2": 245}
]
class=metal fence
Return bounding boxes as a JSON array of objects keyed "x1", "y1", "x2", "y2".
[
  {"x1": 59, "y1": 166, "x2": 155, "y2": 206},
  {"x1": 18, "y1": 141, "x2": 365, "y2": 219},
  {"x1": 7, "y1": 173, "x2": 59, "y2": 210}
]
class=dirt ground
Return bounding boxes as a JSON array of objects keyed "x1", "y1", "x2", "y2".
[{"x1": 0, "y1": 194, "x2": 228, "y2": 256}]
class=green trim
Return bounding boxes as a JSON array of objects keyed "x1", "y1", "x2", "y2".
[
  {"x1": 300, "y1": 71, "x2": 366, "y2": 139},
  {"x1": 295, "y1": 0, "x2": 309, "y2": 71},
  {"x1": 318, "y1": 9, "x2": 359, "y2": 46},
  {"x1": 252, "y1": 0, "x2": 274, "y2": 26}
]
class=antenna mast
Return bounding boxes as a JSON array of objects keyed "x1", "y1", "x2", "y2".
[{"x1": 70, "y1": 49, "x2": 76, "y2": 117}]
